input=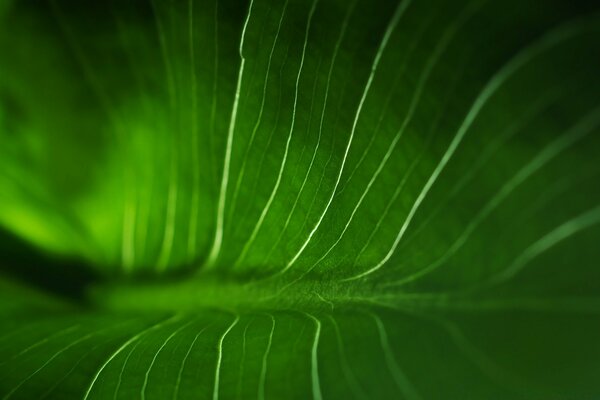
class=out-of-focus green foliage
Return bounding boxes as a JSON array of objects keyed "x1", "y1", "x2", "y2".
[{"x1": 0, "y1": 0, "x2": 599, "y2": 398}]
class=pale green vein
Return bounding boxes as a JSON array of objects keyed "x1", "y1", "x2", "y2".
[
  {"x1": 304, "y1": 0, "x2": 480, "y2": 278},
  {"x1": 488, "y1": 202, "x2": 600, "y2": 286},
  {"x1": 391, "y1": 108, "x2": 600, "y2": 287},
  {"x1": 235, "y1": 321, "x2": 252, "y2": 400},
  {"x1": 41, "y1": 341, "x2": 104, "y2": 400},
  {"x1": 4, "y1": 330, "x2": 96, "y2": 399},
  {"x1": 261, "y1": 0, "x2": 356, "y2": 268},
  {"x1": 83, "y1": 316, "x2": 180, "y2": 400},
  {"x1": 173, "y1": 325, "x2": 210, "y2": 400},
  {"x1": 315, "y1": 292, "x2": 335, "y2": 311},
  {"x1": 0, "y1": 324, "x2": 44, "y2": 349},
  {"x1": 228, "y1": 0, "x2": 290, "y2": 227},
  {"x1": 396, "y1": 83, "x2": 568, "y2": 256},
  {"x1": 345, "y1": 41, "x2": 472, "y2": 275},
  {"x1": 230, "y1": 43, "x2": 291, "y2": 243},
  {"x1": 328, "y1": 316, "x2": 368, "y2": 400},
  {"x1": 213, "y1": 316, "x2": 240, "y2": 400},
  {"x1": 345, "y1": 16, "x2": 597, "y2": 281},
  {"x1": 262, "y1": 58, "x2": 324, "y2": 265},
  {"x1": 141, "y1": 319, "x2": 195, "y2": 400},
  {"x1": 257, "y1": 314, "x2": 276, "y2": 400},
  {"x1": 234, "y1": 0, "x2": 320, "y2": 267},
  {"x1": 263, "y1": 56, "x2": 355, "y2": 278},
  {"x1": 279, "y1": 0, "x2": 413, "y2": 275},
  {"x1": 205, "y1": 0, "x2": 255, "y2": 268},
  {"x1": 369, "y1": 313, "x2": 421, "y2": 400},
  {"x1": 4, "y1": 320, "x2": 134, "y2": 400},
  {"x1": 337, "y1": 1, "x2": 438, "y2": 194},
  {"x1": 114, "y1": 338, "x2": 142, "y2": 400},
  {"x1": 0, "y1": 324, "x2": 79, "y2": 367},
  {"x1": 304, "y1": 313, "x2": 323, "y2": 400}
]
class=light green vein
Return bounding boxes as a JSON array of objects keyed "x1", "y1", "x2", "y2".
[
  {"x1": 370, "y1": 313, "x2": 421, "y2": 400},
  {"x1": 173, "y1": 325, "x2": 210, "y2": 400},
  {"x1": 213, "y1": 316, "x2": 240, "y2": 400},
  {"x1": 391, "y1": 108, "x2": 600, "y2": 286},
  {"x1": 257, "y1": 314, "x2": 276, "y2": 400},
  {"x1": 345, "y1": 16, "x2": 598, "y2": 281},
  {"x1": 304, "y1": 313, "x2": 323, "y2": 400},
  {"x1": 228, "y1": 0, "x2": 290, "y2": 228},
  {"x1": 279, "y1": 0, "x2": 413, "y2": 275},
  {"x1": 234, "y1": 0, "x2": 320, "y2": 267},
  {"x1": 205, "y1": 0, "x2": 255, "y2": 268},
  {"x1": 141, "y1": 319, "x2": 195, "y2": 400},
  {"x1": 83, "y1": 316, "x2": 180, "y2": 400}
]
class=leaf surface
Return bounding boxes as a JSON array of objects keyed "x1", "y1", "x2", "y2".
[{"x1": 1, "y1": 0, "x2": 599, "y2": 398}]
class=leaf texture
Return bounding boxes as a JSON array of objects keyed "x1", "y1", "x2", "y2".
[{"x1": 0, "y1": 0, "x2": 599, "y2": 398}]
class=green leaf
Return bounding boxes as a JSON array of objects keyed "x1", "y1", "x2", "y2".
[{"x1": 1, "y1": 0, "x2": 600, "y2": 399}]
